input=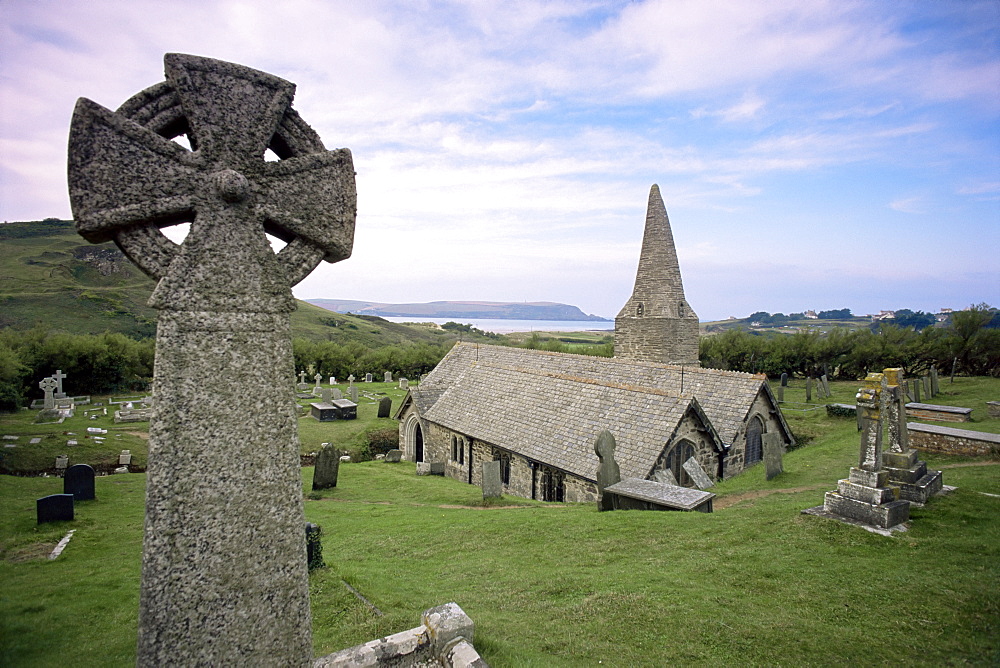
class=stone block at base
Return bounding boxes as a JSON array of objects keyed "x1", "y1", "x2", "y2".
[
  {"x1": 416, "y1": 462, "x2": 445, "y2": 476},
  {"x1": 897, "y1": 470, "x2": 944, "y2": 504},
  {"x1": 823, "y1": 491, "x2": 910, "y2": 529}
]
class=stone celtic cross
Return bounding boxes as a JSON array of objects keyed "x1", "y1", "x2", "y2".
[{"x1": 68, "y1": 54, "x2": 356, "y2": 666}]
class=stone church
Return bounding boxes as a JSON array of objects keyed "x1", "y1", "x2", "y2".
[{"x1": 395, "y1": 185, "x2": 793, "y2": 502}]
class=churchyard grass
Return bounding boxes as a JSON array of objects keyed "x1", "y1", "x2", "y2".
[{"x1": 1, "y1": 378, "x2": 998, "y2": 666}]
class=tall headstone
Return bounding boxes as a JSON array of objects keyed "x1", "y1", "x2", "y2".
[
  {"x1": 762, "y1": 433, "x2": 784, "y2": 481},
  {"x1": 923, "y1": 375, "x2": 931, "y2": 398},
  {"x1": 384, "y1": 371, "x2": 392, "y2": 383},
  {"x1": 614, "y1": 185, "x2": 700, "y2": 365},
  {"x1": 68, "y1": 53, "x2": 356, "y2": 665},
  {"x1": 682, "y1": 457, "x2": 714, "y2": 490},
  {"x1": 364, "y1": 373, "x2": 373, "y2": 383},
  {"x1": 777, "y1": 384, "x2": 784, "y2": 403},
  {"x1": 913, "y1": 377, "x2": 921, "y2": 402},
  {"x1": 930, "y1": 368, "x2": 939, "y2": 396},
  {"x1": 348, "y1": 374, "x2": 355, "y2": 386},
  {"x1": 313, "y1": 373, "x2": 323, "y2": 394},
  {"x1": 313, "y1": 443, "x2": 341, "y2": 490},
  {"x1": 805, "y1": 377, "x2": 813, "y2": 403},
  {"x1": 305, "y1": 523, "x2": 325, "y2": 570},
  {"x1": 399, "y1": 378, "x2": 408, "y2": 390},
  {"x1": 481, "y1": 460, "x2": 502, "y2": 499},
  {"x1": 331, "y1": 388, "x2": 343, "y2": 400},
  {"x1": 780, "y1": 372, "x2": 788, "y2": 387},
  {"x1": 377, "y1": 396, "x2": 392, "y2": 418},
  {"x1": 63, "y1": 463, "x2": 96, "y2": 501},
  {"x1": 820, "y1": 374, "x2": 831, "y2": 398},
  {"x1": 350, "y1": 385, "x2": 359, "y2": 403},
  {"x1": 594, "y1": 430, "x2": 621, "y2": 511}
]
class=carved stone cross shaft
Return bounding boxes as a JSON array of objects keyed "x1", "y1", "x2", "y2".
[{"x1": 68, "y1": 54, "x2": 356, "y2": 666}]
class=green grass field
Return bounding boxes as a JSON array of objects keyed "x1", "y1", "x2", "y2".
[{"x1": 1, "y1": 378, "x2": 998, "y2": 666}]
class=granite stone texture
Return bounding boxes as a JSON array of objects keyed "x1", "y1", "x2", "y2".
[
  {"x1": 67, "y1": 53, "x2": 356, "y2": 666},
  {"x1": 615, "y1": 185, "x2": 700, "y2": 366}
]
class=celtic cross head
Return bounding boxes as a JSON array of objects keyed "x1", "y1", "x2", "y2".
[{"x1": 67, "y1": 54, "x2": 357, "y2": 314}]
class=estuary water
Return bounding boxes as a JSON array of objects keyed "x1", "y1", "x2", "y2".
[{"x1": 381, "y1": 316, "x2": 614, "y2": 335}]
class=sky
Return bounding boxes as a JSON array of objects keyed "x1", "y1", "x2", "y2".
[{"x1": 2, "y1": 0, "x2": 998, "y2": 321}]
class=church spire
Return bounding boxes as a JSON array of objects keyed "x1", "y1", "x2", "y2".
[{"x1": 614, "y1": 184, "x2": 700, "y2": 366}]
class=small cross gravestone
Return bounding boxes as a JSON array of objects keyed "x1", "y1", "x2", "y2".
[
  {"x1": 377, "y1": 396, "x2": 392, "y2": 418},
  {"x1": 64, "y1": 464, "x2": 96, "y2": 501},
  {"x1": 313, "y1": 373, "x2": 323, "y2": 394},
  {"x1": 348, "y1": 374, "x2": 355, "y2": 386},
  {"x1": 68, "y1": 53, "x2": 356, "y2": 665}
]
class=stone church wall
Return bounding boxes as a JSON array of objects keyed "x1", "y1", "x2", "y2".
[
  {"x1": 723, "y1": 389, "x2": 789, "y2": 479},
  {"x1": 614, "y1": 316, "x2": 700, "y2": 365}
]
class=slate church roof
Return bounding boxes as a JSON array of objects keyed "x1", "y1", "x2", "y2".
[{"x1": 401, "y1": 342, "x2": 786, "y2": 482}]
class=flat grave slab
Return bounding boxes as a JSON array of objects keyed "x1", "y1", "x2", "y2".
[
  {"x1": 604, "y1": 477, "x2": 714, "y2": 512},
  {"x1": 905, "y1": 402, "x2": 972, "y2": 422}
]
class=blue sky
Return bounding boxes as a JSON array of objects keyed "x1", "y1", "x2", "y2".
[{"x1": 2, "y1": 0, "x2": 997, "y2": 320}]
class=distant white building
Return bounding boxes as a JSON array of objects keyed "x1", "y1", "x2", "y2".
[{"x1": 804, "y1": 310, "x2": 818, "y2": 319}]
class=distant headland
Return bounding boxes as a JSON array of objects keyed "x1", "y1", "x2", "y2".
[{"x1": 307, "y1": 299, "x2": 611, "y2": 322}]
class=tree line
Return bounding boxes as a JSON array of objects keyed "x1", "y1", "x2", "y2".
[
  {"x1": 2, "y1": 304, "x2": 996, "y2": 411},
  {"x1": 700, "y1": 304, "x2": 999, "y2": 379}
]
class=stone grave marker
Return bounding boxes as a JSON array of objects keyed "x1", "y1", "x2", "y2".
[
  {"x1": 881, "y1": 368, "x2": 943, "y2": 503},
  {"x1": 481, "y1": 460, "x2": 502, "y2": 499},
  {"x1": 780, "y1": 372, "x2": 788, "y2": 387},
  {"x1": 930, "y1": 368, "x2": 939, "y2": 396},
  {"x1": 37, "y1": 494, "x2": 74, "y2": 523},
  {"x1": 29, "y1": 437, "x2": 41, "y2": 445},
  {"x1": 306, "y1": 523, "x2": 324, "y2": 570},
  {"x1": 603, "y1": 478, "x2": 714, "y2": 512},
  {"x1": 377, "y1": 396, "x2": 392, "y2": 418},
  {"x1": 762, "y1": 433, "x2": 784, "y2": 480},
  {"x1": 329, "y1": 376, "x2": 336, "y2": 385},
  {"x1": 319, "y1": 387, "x2": 333, "y2": 404},
  {"x1": 348, "y1": 374, "x2": 355, "y2": 386},
  {"x1": 820, "y1": 374, "x2": 831, "y2": 398},
  {"x1": 313, "y1": 373, "x2": 323, "y2": 394},
  {"x1": 331, "y1": 388, "x2": 343, "y2": 400},
  {"x1": 350, "y1": 386, "x2": 359, "y2": 403},
  {"x1": 64, "y1": 464, "x2": 96, "y2": 501},
  {"x1": 805, "y1": 377, "x2": 813, "y2": 402},
  {"x1": 119, "y1": 450, "x2": 132, "y2": 465},
  {"x1": 923, "y1": 375, "x2": 931, "y2": 398},
  {"x1": 52, "y1": 369, "x2": 68, "y2": 398},
  {"x1": 913, "y1": 377, "x2": 921, "y2": 402},
  {"x1": 777, "y1": 384, "x2": 784, "y2": 403},
  {"x1": 384, "y1": 371, "x2": 392, "y2": 383},
  {"x1": 55, "y1": 455, "x2": 69, "y2": 470},
  {"x1": 384, "y1": 449, "x2": 402, "y2": 463},
  {"x1": 312, "y1": 443, "x2": 341, "y2": 490},
  {"x1": 364, "y1": 373, "x2": 373, "y2": 383},
  {"x1": 398, "y1": 378, "x2": 408, "y2": 390},
  {"x1": 682, "y1": 457, "x2": 714, "y2": 490},
  {"x1": 594, "y1": 430, "x2": 621, "y2": 511},
  {"x1": 40, "y1": 376, "x2": 57, "y2": 410},
  {"x1": 653, "y1": 468, "x2": 678, "y2": 486},
  {"x1": 67, "y1": 53, "x2": 356, "y2": 664}
]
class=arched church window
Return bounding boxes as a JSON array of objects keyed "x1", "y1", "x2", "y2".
[
  {"x1": 458, "y1": 437, "x2": 465, "y2": 465},
  {"x1": 494, "y1": 449, "x2": 511, "y2": 485},
  {"x1": 451, "y1": 436, "x2": 458, "y2": 461},
  {"x1": 539, "y1": 466, "x2": 565, "y2": 502},
  {"x1": 745, "y1": 416, "x2": 764, "y2": 465}
]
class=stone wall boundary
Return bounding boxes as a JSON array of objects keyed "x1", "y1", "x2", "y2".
[{"x1": 907, "y1": 422, "x2": 1000, "y2": 457}]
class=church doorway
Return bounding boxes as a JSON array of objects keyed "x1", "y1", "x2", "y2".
[{"x1": 415, "y1": 423, "x2": 424, "y2": 462}]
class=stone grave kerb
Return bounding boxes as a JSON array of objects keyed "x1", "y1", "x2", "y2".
[{"x1": 67, "y1": 53, "x2": 357, "y2": 666}]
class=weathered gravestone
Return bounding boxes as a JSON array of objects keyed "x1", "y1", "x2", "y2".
[
  {"x1": 68, "y1": 53, "x2": 356, "y2": 665},
  {"x1": 364, "y1": 373, "x2": 373, "y2": 383},
  {"x1": 481, "y1": 460, "x2": 502, "y2": 499},
  {"x1": 37, "y1": 494, "x2": 75, "y2": 524},
  {"x1": 805, "y1": 377, "x2": 813, "y2": 402},
  {"x1": 55, "y1": 455, "x2": 69, "y2": 471},
  {"x1": 350, "y1": 385, "x2": 359, "y2": 403},
  {"x1": 64, "y1": 463, "x2": 95, "y2": 501},
  {"x1": 313, "y1": 443, "x2": 341, "y2": 490},
  {"x1": 881, "y1": 368, "x2": 943, "y2": 504},
  {"x1": 912, "y1": 377, "x2": 921, "y2": 402},
  {"x1": 780, "y1": 372, "x2": 788, "y2": 387},
  {"x1": 384, "y1": 449, "x2": 402, "y2": 463},
  {"x1": 398, "y1": 378, "x2": 408, "y2": 390},
  {"x1": 305, "y1": 522, "x2": 325, "y2": 570},
  {"x1": 682, "y1": 456, "x2": 714, "y2": 490},
  {"x1": 603, "y1": 478, "x2": 714, "y2": 512},
  {"x1": 653, "y1": 468, "x2": 678, "y2": 486},
  {"x1": 384, "y1": 371, "x2": 392, "y2": 383},
  {"x1": 52, "y1": 369, "x2": 68, "y2": 399},
  {"x1": 594, "y1": 430, "x2": 621, "y2": 511},
  {"x1": 377, "y1": 396, "x2": 392, "y2": 418},
  {"x1": 762, "y1": 433, "x2": 784, "y2": 481},
  {"x1": 39, "y1": 376, "x2": 57, "y2": 410},
  {"x1": 812, "y1": 372, "x2": 909, "y2": 530},
  {"x1": 331, "y1": 388, "x2": 343, "y2": 400},
  {"x1": 313, "y1": 373, "x2": 323, "y2": 394},
  {"x1": 776, "y1": 384, "x2": 784, "y2": 403},
  {"x1": 119, "y1": 449, "x2": 132, "y2": 465}
]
